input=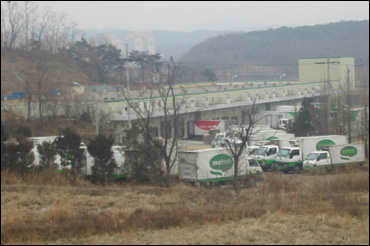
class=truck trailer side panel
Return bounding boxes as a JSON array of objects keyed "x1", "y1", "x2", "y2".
[
  {"x1": 179, "y1": 148, "x2": 247, "y2": 183},
  {"x1": 329, "y1": 144, "x2": 366, "y2": 166}
]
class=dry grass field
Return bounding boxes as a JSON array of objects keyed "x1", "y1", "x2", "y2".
[{"x1": 1, "y1": 165, "x2": 369, "y2": 245}]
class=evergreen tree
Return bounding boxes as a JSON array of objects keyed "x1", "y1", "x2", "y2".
[
  {"x1": 5, "y1": 140, "x2": 34, "y2": 177},
  {"x1": 129, "y1": 50, "x2": 163, "y2": 83},
  {"x1": 87, "y1": 134, "x2": 117, "y2": 184},
  {"x1": 14, "y1": 125, "x2": 32, "y2": 140},
  {"x1": 122, "y1": 124, "x2": 164, "y2": 185},
  {"x1": 200, "y1": 68, "x2": 218, "y2": 81},
  {"x1": 55, "y1": 127, "x2": 86, "y2": 185},
  {"x1": 37, "y1": 141, "x2": 58, "y2": 170},
  {"x1": 1, "y1": 123, "x2": 8, "y2": 171},
  {"x1": 292, "y1": 98, "x2": 317, "y2": 136}
]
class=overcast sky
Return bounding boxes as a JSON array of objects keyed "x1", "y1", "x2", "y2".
[{"x1": 35, "y1": 1, "x2": 369, "y2": 32}]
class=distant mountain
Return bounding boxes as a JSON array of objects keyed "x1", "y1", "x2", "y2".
[
  {"x1": 179, "y1": 21, "x2": 369, "y2": 81},
  {"x1": 82, "y1": 29, "x2": 228, "y2": 60}
]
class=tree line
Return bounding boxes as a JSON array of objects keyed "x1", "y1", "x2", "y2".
[
  {"x1": 1, "y1": 1, "x2": 79, "y2": 53},
  {"x1": 1, "y1": 123, "x2": 174, "y2": 186}
]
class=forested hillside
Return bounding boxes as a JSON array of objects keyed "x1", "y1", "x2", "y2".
[{"x1": 180, "y1": 21, "x2": 369, "y2": 81}]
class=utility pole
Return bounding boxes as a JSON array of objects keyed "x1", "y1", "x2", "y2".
[
  {"x1": 315, "y1": 57, "x2": 340, "y2": 134},
  {"x1": 315, "y1": 58, "x2": 340, "y2": 94},
  {"x1": 96, "y1": 97, "x2": 99, "y2": 135},
  {"x1": 126, "y1": 43, "x2": 131, "y2": 128},
  {"x1": 346, "y1": 66, "x2": 352, "y2": 143}
]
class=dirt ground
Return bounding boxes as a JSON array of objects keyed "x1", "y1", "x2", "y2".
[
  {"x1": 49, "y1": 212, "x2": 368, "y2": 245},
  {"x1": 1, "y1": 167, "x2": 369, "y2": 245}
]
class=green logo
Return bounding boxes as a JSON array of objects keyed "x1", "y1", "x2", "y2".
[
  {"x1": 266, "y1": 136, "x2": 278, "y2": 141},
  {"x1": 340, "y1": 146, "x2": 357, "y2": 159},
  {"x1": 316, "y1": 139, "x2": 335, "y2": 151},
  {"x1": 210, "y1": 154, "x2": 233, "y2": 176},
  {"x1": 179, "y1": 158, "x2": 186, "y2": 163}
]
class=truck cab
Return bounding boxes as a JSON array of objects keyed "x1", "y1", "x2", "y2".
[
  {"x1": 275, "y1": 147, "x2": 303, "y2": 173},
  {"x1": 303, "y1": 151, "x2": 331, "y2": 169},
  {"x1": 246, "y1": 158, "x2": 263, "y2": 174},
  {"x1": 255, "y1": 145, "x2": 279, "y2": 171},
  {"x1": 279, "y1": 118, "x2": 292, "y2": 130},
  {"x1": 246, "y1": 146, "x2": 260, "y2": 157}
]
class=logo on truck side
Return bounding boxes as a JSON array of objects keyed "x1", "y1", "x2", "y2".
[
  {"x1": 340, "y1": 146, "x2": 357, "y2": 160},
  {"x1": 316, "y1": 140, "x2": 336, "y2": 151},
  {"x1": 210, "y1": 154, "x2": 233, "y2": 176}
]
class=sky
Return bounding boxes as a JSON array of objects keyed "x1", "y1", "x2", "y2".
[{"x1": 35, "y1": 1, "x2": 369, "y2": 32}]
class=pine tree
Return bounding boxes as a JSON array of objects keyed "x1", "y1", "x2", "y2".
[
  {"x1": 55, "y1": 127, "x2": 86, "y2": 185},
  {"x1": 1, "y1": 123, "x2": 8, "y2": 170},
  {"x1": 5, "y1": 140, "x2": 34, "y2": 177},
  {"x1": 87, "y1": 134, "x2": 117, "y2": 185},
  {"x1": 37, "y1": 141, "x2": 58, "y2": 170},
  {"x1": 292, "y1": 98, "x2": 317, "y2": 136}
]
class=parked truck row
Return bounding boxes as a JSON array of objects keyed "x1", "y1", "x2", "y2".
[
  {"x1": 275, "y1": 135, "x2": 348, "y2": 173},
  {"x1": 26, "y1": 131, "x2": 366, "y2": 187}
]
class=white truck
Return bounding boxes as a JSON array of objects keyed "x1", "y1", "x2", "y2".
[
  {"x1": 84, "y1": 145, "x2": 126, "y2": 179},
  {"x1": 266, "y1": 133, "x2": 295, "y2": 148},
  {"x1": 249, "y1": 130, "x2": 294, "y2": 146},
  {"x1": 275, "y1": 135, "x2": 347, "y2": 173},
  {"x1": 27, "y1": 136, "x2": 126, "y2": 178},
  {"x1": 246, "y1": 146, "x2": 260, "y2": 157},
  {"x1": 303, "y1": 144, "x2": 366, "y2": 171},
  {"x1": 28, "y1": 136, "x2": 63, "y2": 171},
  {"x1": 178, "y1": 148, "x2": 262, "y2": 185},
  {"x1": 254, "y1": 105, "x2": 299, "y2": 130},
  {"x1": 254, "y1": 145, "x2": 280, "y2": 171}
]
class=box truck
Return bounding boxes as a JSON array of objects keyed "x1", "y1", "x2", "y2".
[
  {"x1": 83, "y1": 145, "x2": 126, "y2": 179},
  {"x1": 254, "y1": 145, "x2": 280, "y2": 171},
  {"x1": 303, "y1": 144, "x2": 366, "y2": 170},
  {"x1": 28, "y1": 136, "x2": 63, "y2": 171},
  {"x1": 254, "y1": 105, "x2": 300, "y2": 130},
  {"x1": 275, "y1": 135, "x2": 347, "y2": 173},
  {"x1": 246, "y1": 146, "x2": 260, "y2": 157},
  {"x1": 178, "y1": 148, "x2": 262, "y2": 185}
]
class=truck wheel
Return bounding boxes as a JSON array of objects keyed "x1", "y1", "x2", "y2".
[
  {"x1": 324, "y1": 167, "x2": 330, "y2": 174},
  {"x1": 294, "y1": 166, "x2": 302, "y2": 174},
  {"x1": 271, "y1": 163, "x2": 278, "y2": 172}
]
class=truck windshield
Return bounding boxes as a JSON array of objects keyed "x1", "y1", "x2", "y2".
[
  {"x1": 246, "y1": 148, "x2": 259, "y2": 155},
  {"x1": 256, "y1": 147, "x2": 268, "y2": 156},
  {"x1": 248, "y1": 159, "x2": 259, "y2": 167},
  {"x1": 306, "y1": 153, "x2": 319, "y2": 160},
  {"x1": 277, "y1": 149, "x2": 290, "y2": 157}
]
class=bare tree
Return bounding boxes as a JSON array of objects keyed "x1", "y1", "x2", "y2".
[
  {"x1": 1, "y1": 2, "x2": 78, "y2": 52},
  {"x1": 358, "y1": 75, "x2": 369, "y2": 158},
  {"x1": 10, "y1": 69, "x2": 34, "y2": 122},
  {"x1": 61, "y1": 21, "x2": 80, "y2": 48},
  {"x1": 344, "y1": 67, "x2": 354, "y2": 143},
  {"x1": 1, "y1": 1, "x2": 24, "y2": 49},
  {"x1": 33, "y1": 7, "x2": 50, "y2": 51},
  {"x1": 329, "y1": 66, "x2": 355, "y2": 142},
  {"x1": 45, "y1": 96, "x2": 60, "y2": 121},
  {"x1": 223, "y1": 99, "x2": 263, "y2": 194},
  {"x1": 122, "y1": 59, "x2": 187, "y2": 186},
  {"x1": 22, "y1": 1, "x2": 38, "y2": 51},
  {"x1": 32, "y1": 51, "x2": 53, "y2": 122}
]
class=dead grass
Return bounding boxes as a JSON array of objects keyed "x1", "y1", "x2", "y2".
[{"x1": 1, "y1": 166, "x2": 369, "y2": 245}]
